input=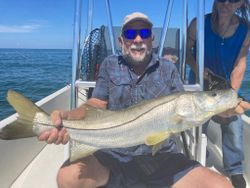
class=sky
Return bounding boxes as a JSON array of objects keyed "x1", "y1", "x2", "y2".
[{"x1": 0, "y1": 0, "x2": 213, "y2": 49}]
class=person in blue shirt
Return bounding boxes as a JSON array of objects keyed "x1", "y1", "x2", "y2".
[
  {"x1": 37, "y1": 12, "x2": 249, "y2": 188},
  {"x1": 186, "y1": 0, "x2": 250, "y2": 187}
]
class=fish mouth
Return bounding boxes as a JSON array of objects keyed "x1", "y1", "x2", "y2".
[{"x1": 193, "y1": 89, "x2": 237, "y2": 113}]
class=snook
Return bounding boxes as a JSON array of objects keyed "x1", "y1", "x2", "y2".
[{"x1": 0, "y1": 89, "x2": 239, "y2": 162}]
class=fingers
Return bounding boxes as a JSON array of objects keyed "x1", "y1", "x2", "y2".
[
  {"x1": 51, "y1": 110, "x2": 64, "y2": 127},
  {"x1": 55, "y1": 128, "x2": 64, "y2": 145},
  {"x1": 38, "y1": 128, "x2": 58, "y2": 144},
  {"x1": 62, "y1": 131, "x2": 70, "y2": 145},
  {"x1": 55, "y1": 128, "x2": 70, "y2": 145},
  {"x1": 239, "y1": 101, "x2": 250, "y2": 110},
  {"x1": 39, "y1": 128, "x2": 70, "y2": 145},
  {"x1": 234, "y1": 101, "x2": 250, "y2": 114},
  {"x1": 220, "y1": 101, "x2": 250, "y2": 118},
  {"x1": 38, "y1": 110, "x2": 70, "y2": 145},
  {"x1": 234, "y1": 105, "x2": 245, "y2": 114},
  {"x1": 47, "y1": 128, "x2": 59, "y2": 144},
  {"x1": 38, "y1": 131, "x2": 50, "y2": 141}
]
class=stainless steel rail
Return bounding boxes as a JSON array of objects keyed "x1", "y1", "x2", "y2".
[
  {"x1": 180, "y1": 0, "x2": 188, "y2": 81},
  {"x1": 157, "y1": 0, "x2": 174, "y2": 57},
  {"x1": 105, "y1": 0, "x2": 116, "y2": 55},
  {"x1": 195, "y1": 0, "x2": 205, "y2": 164},
  {"x1": 71, "y1": 0, "x2": 82, "y2": 109}
]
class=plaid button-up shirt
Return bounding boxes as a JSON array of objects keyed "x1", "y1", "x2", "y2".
[{"x1": 92, "y1": 53, "x2": 184, "y2": 161}]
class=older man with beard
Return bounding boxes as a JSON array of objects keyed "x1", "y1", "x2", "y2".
[{"x1": 39, "y1": 12, "x2": 233, "y2": 188}]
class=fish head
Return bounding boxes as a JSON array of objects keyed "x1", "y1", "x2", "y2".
[{"x1": 175, "y1": 89, "x2": 239, "y2": 123}]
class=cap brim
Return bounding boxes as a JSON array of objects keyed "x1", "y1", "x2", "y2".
[{"x1": 122, "y1": 18, "x2": 153, "y2": 31}]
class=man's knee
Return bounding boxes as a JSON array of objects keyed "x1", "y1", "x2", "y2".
[
  {"x1": 173, "y1": 166, "x2": 233, "y2": 188},
  {"x1": 215, "y1": 175, "x2": 233, "y2": 188},
  {"x1": 57, "y1": 156, "x2": 109, "y2": 188},
  {"x1": 57, "y1": 167, "x2": 72, "y2": 188},
  {"x1": 57, "y1": 165, "x2": 99, "y2": 188}
]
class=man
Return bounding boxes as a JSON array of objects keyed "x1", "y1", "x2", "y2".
[{"x1": 39, "y1": 12, "x2": 236, "y2": 188}]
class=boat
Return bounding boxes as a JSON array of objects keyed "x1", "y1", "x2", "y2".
[{"x1": 0, "y1": 0, "x2": 249, "y2": 187}]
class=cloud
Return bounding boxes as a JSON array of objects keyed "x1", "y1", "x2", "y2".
[{"x1": 0, "y1": 24, "x2": 41, "y2": 33}]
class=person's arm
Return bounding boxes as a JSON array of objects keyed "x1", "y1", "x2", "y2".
[
  {"x1": 230, "y1": 28, "x2": 250, "y2": 91},
  {"x1": 221, "y1": 28, "x2": 250, "y2": 117},
  {"x1": 38, "y1": 98, "x2": 108, "y2": 144}
]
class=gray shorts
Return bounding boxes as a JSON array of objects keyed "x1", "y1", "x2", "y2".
[{"x1": 94, "y1": 151, "x2": 200, "y2": 188}]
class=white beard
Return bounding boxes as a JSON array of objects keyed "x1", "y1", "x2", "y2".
[{"x1": 122, "y1": 44, "x2": 152, "y2": 66}]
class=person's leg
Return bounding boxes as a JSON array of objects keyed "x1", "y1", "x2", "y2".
[
  {"x1": 57, "y1": 155, "x2": 110, "y2": 188},
  {"x1": 220, "y1": 115, "x2": 245, "y2": 187},
  {"x1": 221, "y1": 116, "x2": 244, "y2": 175},
  {"x1": 143, "y1": 152, "x2": 232, "y2": 188},
  {"x1": 173, "y1": 166, "x2": 233, "y2": 188}
]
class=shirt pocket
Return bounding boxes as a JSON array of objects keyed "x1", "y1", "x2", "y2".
[
  {"x1": 143, "y1": 77, "x2": 170, "y2": 98},
  {"x1": 108, "y1": 75, "x2": 133, "y2": 110}
]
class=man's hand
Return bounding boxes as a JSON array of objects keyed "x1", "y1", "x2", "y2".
[
  {"x1": 38, "y1": 110, "x2": 70, "y2": 145},
  {"x1": 219, "y1": 100, "x2": 250, "y2": 117},
  {"x1": 37, "y1": 98, "x2": 107, "y2": 144}
]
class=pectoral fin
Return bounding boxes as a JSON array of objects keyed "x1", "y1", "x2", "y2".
[
  {"x1": 152, "y1": 142, "x2": 164, "y2": 156},
  {"x1": 145, "y1": 132, "x2": 172, "y2": 146},
  {"x1": 69, "y1": 140, "x2": 99, "y2": 162},
  {"x1": 170, "y1": 114, "x2": 183, "y2": 124}
]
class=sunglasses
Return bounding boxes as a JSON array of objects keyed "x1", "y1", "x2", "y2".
[
  {"x1": 122, "y1": 28, "x2": 152, "y2": 40},
  {"x1": 217, "y1": 0, "x2": 241, "y2": 3}
]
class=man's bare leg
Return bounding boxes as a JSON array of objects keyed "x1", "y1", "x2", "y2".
[
  {"x1": 57, "y1": 155, "x2": 109, "y2": 188},
  {"x1": 173, "y1": 166, "x2": 233, "y2": 188}
]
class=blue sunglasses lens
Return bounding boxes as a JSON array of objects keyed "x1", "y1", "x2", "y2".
[
  {"x1": 123, "y1": 29, "x2": 151, "y2": 40},
  {"x1": 140, "y1": 29, "x2": 152, "y2": 39},
  {"x1": 123, "y1": 29, "x2": 137, "y2": 39}
]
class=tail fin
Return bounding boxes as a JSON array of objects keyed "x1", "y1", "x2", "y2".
[{"x1": 0, "y1": 90, "x2": 47, "y2": 140}]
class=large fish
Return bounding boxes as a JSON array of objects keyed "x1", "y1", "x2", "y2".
[{"x1": 0, "y1": 89, "x2": 239, "y2": 162}]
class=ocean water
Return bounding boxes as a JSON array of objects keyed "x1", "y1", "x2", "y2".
[
  {"x1": 0, "y1": 49, "x2": 249, "y2": 120},
  {"x1": 0, "y1": 49, "x2": 72, "y2": 120}
]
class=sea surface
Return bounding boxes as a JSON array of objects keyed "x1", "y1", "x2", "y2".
[
  {"x1": 0, "y1": 48, "x2": 250, "y2": 120},
  {"x1": 0, "y1": 49, "x2": 72, "y2": 120}
]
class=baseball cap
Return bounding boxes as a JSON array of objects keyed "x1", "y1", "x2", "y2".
[{"x1": 121, "y1": 12, "x2": 153, "y2": 31}]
